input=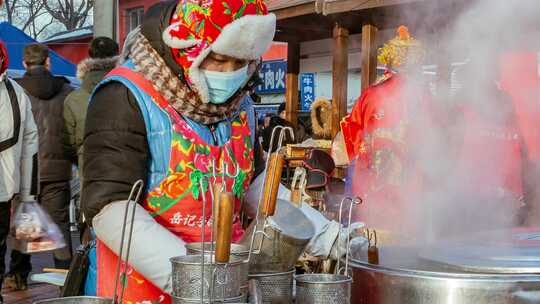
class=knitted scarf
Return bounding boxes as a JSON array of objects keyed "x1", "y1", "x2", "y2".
[{"x1": 130, "y1": 33, "x2": 245, "y2": 124}]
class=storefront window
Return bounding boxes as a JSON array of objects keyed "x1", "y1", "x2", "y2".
[{"x1": 126, "y1": 7, "x2": 144, "y2": 32}]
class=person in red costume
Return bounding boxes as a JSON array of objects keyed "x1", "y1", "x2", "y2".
[
  {"x1": 445, "y1": 53, "x2": 528, "y2": 232},
  {"x1": 341, "y1": 26, "x2": 432, "y2": 232}
]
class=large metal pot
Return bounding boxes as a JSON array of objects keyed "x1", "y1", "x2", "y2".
[
  {"x1": 348, "y1": 228, "x2": 540, "y2": 304},
  {"x1": 350, "y1": 259, "x2": 540, "y2": 304}
]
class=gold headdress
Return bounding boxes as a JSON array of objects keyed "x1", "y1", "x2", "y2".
[{"x1": 377, "y1": 26, "x2": 423, "y2": 69}]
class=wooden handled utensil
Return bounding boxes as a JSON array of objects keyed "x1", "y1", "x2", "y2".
[
  {"x1": 215, "y1": 192, "x2": 234, "y2": 263},
  {"x1": 261, "y1": 152, "x2": 285, "y2": 217}
]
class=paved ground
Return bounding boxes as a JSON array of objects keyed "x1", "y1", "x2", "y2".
[
  {"x1": 2, "y1": 232, "x2": 80, "y2": 304},
  {"x1": 2, "y1": 250, "x2": 60, "y2": 304}
]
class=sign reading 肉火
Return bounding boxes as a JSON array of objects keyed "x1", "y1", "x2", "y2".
[{"x1": 256, "y1": 60, "x2": 287, "y2": 94}]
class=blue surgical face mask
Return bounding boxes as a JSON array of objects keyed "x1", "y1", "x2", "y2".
[{"x1": 202, "y1": 65, "x2": 249, "y2": 104}]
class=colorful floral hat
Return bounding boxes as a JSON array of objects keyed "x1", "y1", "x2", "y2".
[
  {"x1": 0, "y1": 40, "x2": 8, "y2": 75},
  {"x1": 163, "y1": 0, "x2": 276, "y2": 103},
  {"x1": 377, "y1": 26, "x2": 424, "y2": 69}
]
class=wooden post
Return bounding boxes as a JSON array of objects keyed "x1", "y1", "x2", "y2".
[
  {"x1": 361, "y1": 23, "x2": 378, "y2": 93},
  {"x1": 332, "y1": 24, "x2": 349, "y2": 138},
  {"x1": 286, "y1": 41, "x2": 300, "y2": 128}
]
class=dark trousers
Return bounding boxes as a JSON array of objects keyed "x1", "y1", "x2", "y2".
[
  {"x1": 40, "y1": 181, "x2": 73, "y2": 269},
  {"x1": 0, "y1": 200, "x2": 12, "y2": 288},
  {"x1": 9, "y1": 181, "x2": 73, "y2": 273},
  {"x1": 5, "y1": 196, "x2": 32, "y2": 280}
]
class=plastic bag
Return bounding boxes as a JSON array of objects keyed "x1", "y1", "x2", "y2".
[{"x1": 10, "y1": 201, "x2": 66, "y2": 253}]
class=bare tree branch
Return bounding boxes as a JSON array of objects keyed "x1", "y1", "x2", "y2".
[
  {"x1": 44, "y1": 0, "x2": 94, "y2": 31},
  {"x1": 2, "y1": 0, "x2": 93, "y2": 39}
]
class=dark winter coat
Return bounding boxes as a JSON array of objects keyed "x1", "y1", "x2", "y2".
[
  {"x1": 17, "y1": 66, "x2": 73, "y2": 182},
  {"x1": 63, "y1": 56, "x2": 118, "y2": 170}
]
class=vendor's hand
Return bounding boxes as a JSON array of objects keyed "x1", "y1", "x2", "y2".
[{"x1": 329, "y1": 222, "x2": 367, "y2": 261}]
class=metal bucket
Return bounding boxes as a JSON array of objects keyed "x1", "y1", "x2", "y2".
[
  {"x1": 171, "y1": 293, "x2": 247, "y2": 304},
  {"x1": 186, "y1": 242, "x2": 249, "y2": 259},
  {"x1": 171, "y1": 254, "x2": 248, "y2": 299},
  {"x1": 33, "y1": 297, "x2": 113, "y2": 304},
  {"x1": 242, "y1": 199, "x2": 314, "y2": 273},
  {"x1": 248, "y1": 269, "x2": 294, "y2": 304},
  {"x1": 295, "y1": 274, "x2": 352, "y2": 304}
]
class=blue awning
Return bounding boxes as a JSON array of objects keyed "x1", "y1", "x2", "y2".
[{"x1": 0, "y1": 22, "x2": 76, "y2": 77}]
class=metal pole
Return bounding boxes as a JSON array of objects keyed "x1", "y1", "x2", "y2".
[{"x1": 93, "y1": 0, "x2": 116, "y2": 39}]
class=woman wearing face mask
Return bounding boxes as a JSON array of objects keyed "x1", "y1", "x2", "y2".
[
  {"x1": 81, "y1": 0, "x2": 274, "y2": 302},
  {"x1": 81, "y1": 0, "x2": 356, "y2": 301}
]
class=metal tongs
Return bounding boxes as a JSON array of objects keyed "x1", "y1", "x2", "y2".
[
  {"x1": 113, "y1": 180, "x2": 145, "y2": 303},
  {"x1": 336, "y1": 196, "x2": 362, "y2": 276},
  {"x1": 247, "y1": 126, "x2": 294, "y2": 262}
]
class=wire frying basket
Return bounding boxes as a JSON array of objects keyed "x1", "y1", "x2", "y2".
[
  {"x1": 294, "y1": 197, "x2": 362, "y2": 304},
  {"x1": 170, "y1": 173, "x2": 249, "y2": 303},
  {"x1": 247, "y1": 269, "x2": 295, "y2": 304}
]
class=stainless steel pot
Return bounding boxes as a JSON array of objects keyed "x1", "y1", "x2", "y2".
[
  {"x1": 350, "y1": 258, "x2": 540, "y2": 304},
  {"x1": 348, "y1": 232, "x2": 540, "y2": 304},
  {"x1": 33, "y1": 297, "x2": 113, "y2": 304}
]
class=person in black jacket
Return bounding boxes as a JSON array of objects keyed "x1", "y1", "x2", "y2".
[{"x1": 7, "y1": 44, "x2": 74, "y2": 289}]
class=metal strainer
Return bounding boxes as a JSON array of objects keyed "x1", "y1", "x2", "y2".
[
  {"x1": 294, "y1": 197, "x2": 361, "y2": 304},
  {"x1": 295, "y1": 274, "x2": 351, "y2": 304},
  {"x1": 248, "y1": 269, "x2": 294, "y2": 304}
]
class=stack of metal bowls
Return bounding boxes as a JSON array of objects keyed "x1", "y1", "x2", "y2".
[{"x1": 170, "y1": 254, "x2": 249, "y2": 304}]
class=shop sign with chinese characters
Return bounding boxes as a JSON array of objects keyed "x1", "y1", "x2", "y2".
[
  {"x1": 301, "y1": 73, "x2": 315, "y2": 111},
  {"x1": 256, "y1": 60, "x2": 287, "y2": 94}
]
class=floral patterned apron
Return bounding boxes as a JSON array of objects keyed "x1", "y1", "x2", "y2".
[{"x1": 96, "y1": 67, "x2": 254, "y2": 303}]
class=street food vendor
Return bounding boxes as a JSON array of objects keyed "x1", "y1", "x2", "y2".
[
  {"x1": 81, "y1": 0, "x2": 355, "y2": 302},
  {"x1": 341, "y1": 26, "x2": 431, "y2": 231}
]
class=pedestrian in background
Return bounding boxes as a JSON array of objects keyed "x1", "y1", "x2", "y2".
[
  {"x1": 63, "y1": 37, "x2": 119, "y2": 173},
  {"x1": 11, "y1": 44, "x2": 73, "y2": 282},
  {"x1": 0, "y1": 40, "x2": 38, "y2": 302}
]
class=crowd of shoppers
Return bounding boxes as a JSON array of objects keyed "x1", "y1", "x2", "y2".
[{"x1": 0, "y1": 37, "x2": 118, "y2": 303}]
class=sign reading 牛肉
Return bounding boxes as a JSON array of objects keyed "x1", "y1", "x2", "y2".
[{"x1": 301, "y1": 73, "x2": 315, "y2": 111}]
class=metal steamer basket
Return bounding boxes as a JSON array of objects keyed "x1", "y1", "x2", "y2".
[
  {"x1": 295, "y1": 197, "x2": 360, "y2": 304},
  {"x1": 248, "y1": 269, "x2": 295, "y2": 304},
  {"x1": 245, "y1": 199, "x2": 315, "y2": 273},
  {"x1": 245, "y1": 126, "x2": 314, "y2": 273},
  {"x1": 170, "y1": 254, "x2": 248, "y2": 300},
  {"x1": 33, "y1": 181, "x2": 145, "y2": 304},
  {"x1": 186, "y1": 242, "x2": 250, "y2": 259},
  {"x1": 170, "y1": 175, "x2": 250, "y2": 303}
]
